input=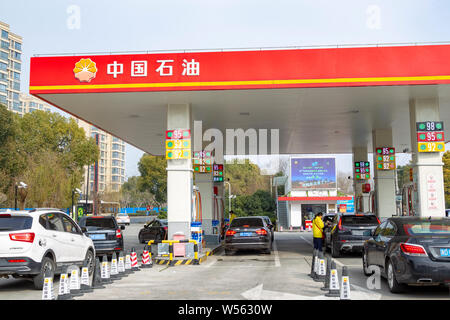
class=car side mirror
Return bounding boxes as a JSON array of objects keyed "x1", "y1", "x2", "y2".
[
  {"x1": 268, "y1": 225, "x2": 273, "y2": 229},
  {"x1": 120, "y1": 225, "x2": 125, "y2": 230},
  {"x1": 81, "y1": 227, "x2": 87, "y2": 233}
]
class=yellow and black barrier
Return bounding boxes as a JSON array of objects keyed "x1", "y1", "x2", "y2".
[{"x1": 147, "y1": 239, "x2": 201, "y2": 266}]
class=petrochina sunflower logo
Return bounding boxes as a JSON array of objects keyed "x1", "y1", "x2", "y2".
[{"x1": 73, "y1": 58, "x2": 97, "y2": 83}]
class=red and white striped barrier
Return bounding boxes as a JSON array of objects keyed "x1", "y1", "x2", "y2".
[
  {"x1": 141, "y1": 246, "x2": 152, "y2": 268},
  {"x1": 130, "y1": 248, "x2": 140, "y2": 271}
]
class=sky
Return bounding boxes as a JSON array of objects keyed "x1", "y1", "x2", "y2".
[{"x1": 1, "y1": 0, "x2": 450, "y2": 178}]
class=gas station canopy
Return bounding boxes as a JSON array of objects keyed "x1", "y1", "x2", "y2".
[{"x1": 30, "y1": 44, "x2": 450, "y2": 155}]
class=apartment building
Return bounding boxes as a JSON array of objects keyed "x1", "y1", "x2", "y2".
[
  {"x1": 0, "y1": 21, "x2": 22, "y2": 113},
  {"x1": 76, "y1": 119, "x2": 126, "y2": 195}
]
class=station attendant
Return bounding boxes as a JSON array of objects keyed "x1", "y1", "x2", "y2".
[{"x1": 312, "y1": 212, "x2": 325, "y2": 252}]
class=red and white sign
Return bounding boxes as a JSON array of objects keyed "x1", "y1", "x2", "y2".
[
  {"x1": 427, "y1": 174, "x2": 438, "y2": 210},
  {"x1": 30, "y1": 45, "x2": 450, "y2": 95}
]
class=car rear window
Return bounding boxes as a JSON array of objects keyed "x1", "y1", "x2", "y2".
[
  {"x1": 402, "y1": 220, "x2": 450, "y2": 236},
  {"x1": 81, "y1": 218, "x2": 116, "y2": 230},
  {"x1": 0, "y1": 215, "x2": 33, "y2": 231},
  {"x1": 341, "y1": 215, "x2": 379, "y2": 225},
  {"x1": 230, "y1": 218, "x2": 264, "y2": 228}
]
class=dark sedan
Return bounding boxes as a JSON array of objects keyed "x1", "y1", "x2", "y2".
[
  {"x1": 138, "y1": 219, "x2": 168, "y2": 243},
  {"x1": 78, "y1": 215, "x2": 124, "y2": 257},
  {"x1": 363, "y1": 217, "x2": 450, "y2": 293},
  {"x1": 224, "y1": 217, "x2": 272, "y2": 255},
  {"x1": 325, "y1": 213, "x2": 380, "y2": 257}
]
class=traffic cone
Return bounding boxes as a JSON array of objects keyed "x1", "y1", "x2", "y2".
[
  {"x1": 118, "y1": 251, "x2": 128, "y2": 277},
  {"x1": 80, "y1": 263, "x2": 93, "y2": 293},
  {"x1": 100, "y1": 255, "x2": 113, "y2": 284},
  {"x1": 57, "y1": 267, "x2": 72, "y2": 300},
  {"x1": 130, "y1": 248, "x2": 141, "y2": 271},
  {"x1": 340, "y1": 266, "x2": 351, "y2": 300},
  {"x1": 325, "y1": 260, "x2": 340, "y2": 297},
  {"x1": 141, "y1": 245, "x2": 152, "y2": 268},
  {"x1": 280, "y1": 226, "x2": 283, "y2": 232},
  {"x1": 69, "y1": 268, "x2": 83, "y2": 296},
  {"x1": 124, "y1": 252, "x2": 133, "y2": 274},
  {"x1": 41, "y1": 269, "x2": 55, "y2": 300},
  {"x1": 110, "y1": 252, "x2": 122, "y2": 279},
  {"x1": 92, "y1": 257, "x2": 105, "y2": 289},
  {"x1": 314, "y1": 251, "x2": 326, "y2": 282},
  {"x1": 309, "y1": 249, "x2": 317, "y2": 278},
  {"x1": 321, "y1": 256, "x2": 332, "y2": 291}
]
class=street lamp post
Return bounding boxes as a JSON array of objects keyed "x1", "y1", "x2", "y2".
[{"x1": 224, "y1": 180, "x2": 232, "y2": 217}]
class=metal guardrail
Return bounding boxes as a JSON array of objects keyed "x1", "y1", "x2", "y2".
[
  {"x1": 147, "y1": 239, "x2": 200, "y2": 266},
  {"x1": 33, "y1": 41, "x2": 450, "y2": 57}
]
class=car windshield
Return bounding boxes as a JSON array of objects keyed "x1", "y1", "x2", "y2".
[
  {"x1": 402, "y1": 220, "x2": 450, "y2": 236},
  {"x1": 0, "y1": 215, "x2": 33, "y2": 231},
  {"x1": 341, "y1": 215, "x2": 379, "y2": 225},
  {"x1": 117, "y1": 213, "x2": 127, "y2": 216},
  {"x1": 81, "y1": 218, "x2": 116, "y2": 230},
  {"x1": 160, "y1": 220, "x2": 168, "y2": 226},
  {"x1": 230, "y1": 218, "x2": 263, "y2": 228}
]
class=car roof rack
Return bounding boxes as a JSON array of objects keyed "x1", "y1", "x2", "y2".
[{"x1": 29, "y1": 208, "x2": 64, "y2": 213}]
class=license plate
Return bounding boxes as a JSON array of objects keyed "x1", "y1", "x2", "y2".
[
  {"x1": 89, "y1": 234, "x2": 106, "y2": 240},
  {"x1": 352, "y1": 230, "x2": 367, "y2": 236},
  {"x1": 240, "y1": 232, "x2": 253, "y2": 237},
  {"x1": 440, "y1": 248, "x2": 450, "y2": 257}
]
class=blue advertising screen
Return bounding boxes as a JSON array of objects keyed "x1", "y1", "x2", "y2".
[{"x1": 291, "y1": 158, "x2": 336, "y2": 190}]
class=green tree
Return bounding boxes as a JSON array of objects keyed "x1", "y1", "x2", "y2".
[
  {"x1": 225, "y1": 160, "x2": 271, "y2": 196},
  {"x1": 0, "y1": 108, "x2": 99, "y2": 208},
  {"x1": 232, "y1": 189, "x2": 276, "y2": 221},
  {"x1": 443, "y1": 151, "x2": 450, "y2": 207},
  {"x1": 138, "y1": 155, "x2": 167, "y2": 208},
  {"x1": 121, "y1": 176, "x2": 154, "y2": 207}
]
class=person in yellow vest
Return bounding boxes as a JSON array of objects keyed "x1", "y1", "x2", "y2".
[
  {"x1": 312, "y1": 212, "x2": 325, "y2": 252},
  {"x1": 229, "y1": 210, "x2": 237, "y2": 223}
]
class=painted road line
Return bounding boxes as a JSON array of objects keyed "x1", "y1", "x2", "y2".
[
  {"x1": 299, "y1": 235, "x2": 313, "y2": 247},
  {"x1": 273, "y1": 241, "x2": 281, "y2": 267}
]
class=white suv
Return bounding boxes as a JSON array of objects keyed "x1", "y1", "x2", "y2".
[{"x1": 0, "y1": 209, "x2": 95, "y2": 289}]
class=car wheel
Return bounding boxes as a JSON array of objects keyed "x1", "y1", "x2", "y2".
[
  {"x1": 387, "y1": 260, "x2": 407, "y2": 293},
  {"x1": 362, "y1": 250, "x2": 373, "y2": 276},
  {"x1": 84, "y1": 249, "x2": 95, "y2": 276},
  {"x1": 138, "y1": 232, "x2": 145, "y2": 244},
  {"x1": 331, "y1": 239, "x2": 341, "y2": 258},
  {"x1": 33, "y1": 256, "x2": 56, "y2": 290}
]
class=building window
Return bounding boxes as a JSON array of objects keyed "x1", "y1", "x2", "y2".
[
  {"x1": 13, "y1": 82, "x2": 19, "y2": 91},
  {"x1": 112, "y1": 143, "x2": 121, "y2": 151},
  {"x1": 13, "y1": 51, "x2": 21, "y2": 60},
  {"x1": 1, "y1": 30, "x2": 8, "y2": 40},
  {"x1": 14, "y1": 42, "x2": 21, "y2": 51},
  {"x1": 0, "y1": 84, "x2": 6, "y2": 93},
  {"x1": 0, "y1": 40, "x2": 8, "y2": 50},
  {"x1": 0, "y1": 51, "x2": 7, "y2": 61},
  {"x1": 112, "y1": 176, "x2": 119, "y2": 182},
  {"x1": 0, "y1": 62, "x2": 6, "y2": 71},
  {"x1": 13, "y1": 72, "x2": 20, "y2": 81},
  {"x1": 13, "y1": 62, "x2": 20, "y2": 71}
]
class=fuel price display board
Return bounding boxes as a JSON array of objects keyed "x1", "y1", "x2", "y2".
[
  {"x1": 354, "y1": 161, "x2": 370, "y2": 180},
  {"x1": 376, "y1": 147, "x2": 395, "y2": 170},
  {"x1": 165, "y1": 129, "x2": 191, "y2": 160},
  {"x1": 416, "y1": 121, "x2": 445, "y2": 153},
  {"x1": 193, "y1": 151, "x2": 213, "y2": 173}
]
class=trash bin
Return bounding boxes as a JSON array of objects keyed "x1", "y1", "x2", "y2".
[{"x1": 173, "y1": 232, "x2": 186, "y2": 257}]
